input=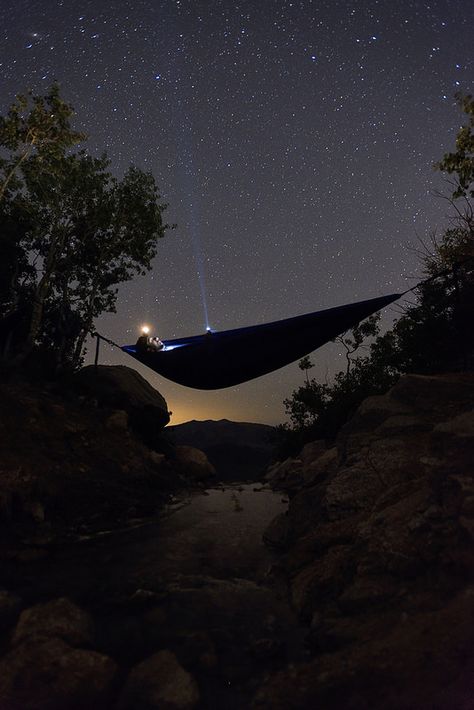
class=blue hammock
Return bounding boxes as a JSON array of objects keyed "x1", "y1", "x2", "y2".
[{"x1": 121, "y1": 292, "x2": 402, "y2": 390}]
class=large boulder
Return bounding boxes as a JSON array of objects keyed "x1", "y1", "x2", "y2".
[
  {"x1": 254, "y1": 586, "x2": 474, "y2": 710},
  {"x1": 72, "y1": 365, "x2": 170, "y2": 446},
  {"x1": 0, "y1": 378, "x2": 179, "y2": 542},
  {"x1": 167, "y1": 419, "x2": 276, "y2": 482},
  {"x1": 265, "y1": 442, "x2": 337, "y2": 492},
  {"x1": 119, "y1": 650, "x2": 200, "y2": 710},
  {"x1": 0, "y1": 597, "x2": 117, "y2": 709},
  {"x1": 264, "y1": 457, "x2": 304, "y2": 492},
  {"x1": 173, "y1": 446, "x2": 216, "y2": 482},
  {"x1": 12, "y1": 597, "x2": 94, "y2": 647},
  {"x1": 256, "y1": 373, "x2": 474, "y2": 709},
  {"x1": 0, "y1": 637, "x2": 117, "y2": 710}
]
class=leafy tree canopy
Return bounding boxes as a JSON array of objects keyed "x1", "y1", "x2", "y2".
[
  {"x1": 436, "y1": 93, "x2": 474, "y2": 198},
  {"x1": 279, "y1": 94, "x2": 474, "y2": 458},
  {"x1": 0, "y1": 84, "x2": 85, "y2": 201},
  {"x1": 0, "y1": 85, "x2": 172, "y2": 374}
]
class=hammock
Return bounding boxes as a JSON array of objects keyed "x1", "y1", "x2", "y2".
[{"x1": 121, "y1": 291, "x2": 402, "y2": 389}]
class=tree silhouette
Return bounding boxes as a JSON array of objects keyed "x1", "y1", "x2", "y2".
[
  {"x1": 436, "y1": 94, "x2": 474, "y2": 199},
  {"x1": 298, "y1": 355, "x2": 314, "y2": 385},
  {"x1": 0, "y1": 85, "x2": 172, "y2": 372}
]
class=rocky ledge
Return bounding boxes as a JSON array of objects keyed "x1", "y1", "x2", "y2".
[
  {"x1": 0, "y1": 366, "x2": 215, "y2": 548},
  {"x1": 260, "y1": 373, "x2": 474, "y2": 709}
]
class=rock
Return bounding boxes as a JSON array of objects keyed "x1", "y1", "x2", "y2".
[
  {"x1": 434, "y1": 409, "x2": 474, "y2": 438},
  {"x1": 146, "y1": 576, "x2": 294, "y2": 682},
  {"x1": 167, "y1": 419, "x2": 276, "y2": 482},
  {"x1": 16, "y1": 548, "x2": 48, "y2": 562},
  {"x1": 283, "y1": 483, "x2": 328, "y2": 539},
  {"x1": 433, "y1": 410, "x2": 474, "y2": 469},
  {"x1": 149, "y1": 450, "x2": 166, "y2": 467},
  {"x1": 129, "y1": 588, "x2": 163, "y2": 605},
  {"x1": 291, "y1": 545, "x2": 353, "y2": 618},
  {"x1": 12, "y1": 597, "x2": 94, "y2": 647},
  {"x1": 119, "y1": 650, "x2": 199, "y2": 710},
  {"x1": 378, "y1": 413, "x2": 429, "y2": 434},
  {"x1": 171, "y1": 631, "x2": 218, "y2": 671},
  {"x1": 337, "y1": 374, "x2": 473, "y2": 456},
  {"x1": 105, "y1": 409, "x2": 129, "y2": 430},
  {"x1": 258, "y1": 373, "x2": 474, "y2": 708},
  {"x1": 322, "y1": 465, "x2": 385, "y2": 519},
  {"x1": 302, "y1": 447, "x2": 338, "y2": 486},
  {"x1": 390, "y1": 373, "x2": 474, "y2": 414},
  {"x1": 0, "y1": 590, "x2": 22, "y2": 634},
  {"x1": 299, "y1": 440, "x2": 326, "y2": 465},
  {"x1": 278, "y1": 517, "x2": 359, "y2": 577},
  {"x1": 174, "y1": 445, "x2": 216, "y2": 482},
  {"x1": 0, "y1": 378, "x2": 180, "y2": 545},
  {"x1": 25, "y1": 500, "x2": 46, "y2": 522},
  {"x1": 0, "y1": 637, "x2": 117, "y2": 710},
  {"x1": 264, "y1": 457, "x2": 304, "y2": 492},
  {"x1": 263, "y1": 512, "x2": 290, "y2": 549},
  {"x1": 71, "y1": 365, "x2": 170, "y2": 445},
  {"x1": 141, "y1": 605, "x2": 169, "y2": 649},
  {"x1": 337, "y1": 575, "x2": 395, "y2": 613},
  {"x1": 340, "y1": 389, "x2": 412, "y2": 443},
  {"x1": 32, "y1": 500, "x2": 45, "y2": 522},
  {"x1": 253, "y1": 585, "x2": 474, "y2": 710}
]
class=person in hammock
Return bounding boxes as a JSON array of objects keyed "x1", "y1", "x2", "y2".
[{"x1": 136, "y1": 328, "x2": 163, "y2": 353}]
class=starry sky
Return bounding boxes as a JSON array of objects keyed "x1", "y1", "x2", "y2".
[{"x1": 1, "y1": 0, "x2": 473, "y2": 424}]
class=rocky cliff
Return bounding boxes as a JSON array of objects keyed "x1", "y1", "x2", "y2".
[
  {"x1": 260, "y1": 373, "x2": 474, "y2": 709},
  {"x1": 1, "y1": 369, "x2": 472, "y2": 709},
  {"x1": 0, "y1": 366, "x2": 215, "y2": 546}
]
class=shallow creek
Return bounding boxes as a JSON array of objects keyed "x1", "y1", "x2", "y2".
[
  {"x1": 6, "y1": 484, "x2": 306, "y2": 707},
  {"x1": 151, "y1": 483, "x2": 288, "y2": 580}
]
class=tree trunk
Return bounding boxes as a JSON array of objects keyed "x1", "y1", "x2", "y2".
[
  {"x1": 26, "y1": 276, "x2": 51, "y2": 351},
  {"x1": 71, "y1": 282, "x2": 100, "y2": 369},
  {"x1": 20, "y1": 224, "x2": 69, "y2": 359},
  {"x1": 71, "y1": 325, "x2": 90, "y2": 370},
  {"x1": 0, "y1": 141, "x2": 35, "y2": 202}
]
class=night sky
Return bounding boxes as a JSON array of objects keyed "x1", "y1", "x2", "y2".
[{"x1": 1, "y1": 0, "x2": 473, "y2": 424}]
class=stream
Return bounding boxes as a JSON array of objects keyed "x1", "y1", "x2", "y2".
[
  {"x1": 4, "y1": 484, "x2": 306, "y2": 708},
  {"x1": 150, "y1": 483, "x2": 288, "y2": 580}
]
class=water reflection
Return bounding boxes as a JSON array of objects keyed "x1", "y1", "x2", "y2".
[{"x1": 155, "y1": 484, "x2": 288, "y2": 581}]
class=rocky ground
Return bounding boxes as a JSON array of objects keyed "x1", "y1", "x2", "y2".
[
  {"x1": 0, "y1": 368, "x2": 472, "y2": 709},
  {"x1": 0, "y1": 366, "x2": 294, "y2": 710},
  {"x1": 261, "y1": 373, "x2": 474, "y2": 709},
  {"x1": 0, "y1": 484, "x2": 300, "y2": 710},
  {"x1": 0, "y1": 366, "x2": 216, "y2": 548}
]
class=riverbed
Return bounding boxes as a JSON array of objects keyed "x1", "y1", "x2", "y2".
[
  {"x1": 152, "y1": 483, "x2": 289, "y2": 580},
  {"x1": 3, "y1": 483, "x2": 304, "y2": 708}
]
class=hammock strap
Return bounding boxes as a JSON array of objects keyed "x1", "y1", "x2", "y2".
[{"x1": 90, "y1": 332, "x2": 122, "y2": 367}]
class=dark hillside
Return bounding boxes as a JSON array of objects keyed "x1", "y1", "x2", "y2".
[{"x1": 167, "y1": 419, "x2": 276, "y2": 481}]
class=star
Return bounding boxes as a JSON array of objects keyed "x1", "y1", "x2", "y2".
[{"x1": 1, "y1": 0, "x2": 472, "y2": 423}]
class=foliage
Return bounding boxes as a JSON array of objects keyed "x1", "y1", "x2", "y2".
[
  {"x1": 298, "y1": 355, "x2": 314, "y2": 384},
  {"x1": 372, "y1": 235, "x2": 473, "y2": 375},
  {"x1": 334, "y1": 313, "x2": 380, "y2": 375},
  {"x1": 279, "y1": 224, "x2": 473, "y2": 458},
  {"x1": 436, "y1": 93, "x2": 474, "y2": 198},
  {"x1": 279, "y1": 94, "x2": 474, "y2": 458},
  {"x1": 279, "y1": 315, "x2": 394, "y2": 456},
  {"x1": 0, "y1": 85, "x2": 85, "y2": 202},
  {"x1": 0, "y1": 85, "x2": 171, "y2": 373}
]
